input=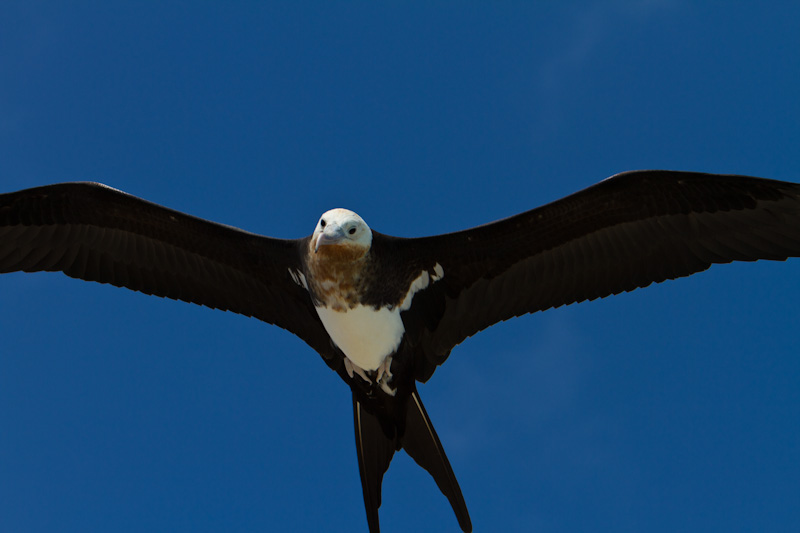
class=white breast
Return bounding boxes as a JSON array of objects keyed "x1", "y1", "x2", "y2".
[{"x1": 315, "y1": 304, "x2": 404, "y2": 371}]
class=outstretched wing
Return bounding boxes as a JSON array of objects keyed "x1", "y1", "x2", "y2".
[
  {"x1": 394, "y1": 170, "x2": 800, "y2": 380},
  {"x1": 0, "y1": 182, "x2": 334, "y2": 359}
]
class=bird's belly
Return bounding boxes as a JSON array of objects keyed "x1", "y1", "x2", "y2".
[{"x1": 315, "y1": 304, "x2": 404, "y2": 371}]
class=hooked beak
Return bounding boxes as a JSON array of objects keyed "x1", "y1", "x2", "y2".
[{"x1": 314, "y1": 226, "x2": 346, "y2": 253}]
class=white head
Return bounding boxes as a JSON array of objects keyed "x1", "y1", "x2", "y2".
[{"x1": 312, "y1": 208, "x2": 372, "y2": 254}]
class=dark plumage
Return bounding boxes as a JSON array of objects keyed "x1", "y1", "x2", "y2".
[{"x1": 2, "y1": 170, "x2": 799, "y2": 532}]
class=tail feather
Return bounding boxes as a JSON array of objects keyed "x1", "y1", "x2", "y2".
[
  {"x1": 402, "y1": 390, "x2": 472, "y2": 533},
  {"x1": 353, "y1": 395, "x2": 396, "y2": 533},
  {"x1": 352, "y1": 389, "x2": 472, "y2": 533}
]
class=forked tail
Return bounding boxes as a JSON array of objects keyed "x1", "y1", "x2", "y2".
[{"x1": 352, "y1": 389, "x2": 472, "y2": 532}]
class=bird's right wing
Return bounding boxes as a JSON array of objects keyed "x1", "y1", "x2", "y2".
[{"x1": 0, "y1": 182, "x2": 335, "y2": 360}]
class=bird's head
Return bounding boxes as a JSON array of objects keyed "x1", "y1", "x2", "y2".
[{"x1": 312, "y1": 208, "x2": 372, "y2": 258}]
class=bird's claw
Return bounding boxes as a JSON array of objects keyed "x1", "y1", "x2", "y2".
[{"x1": 344, "y1": 356, "x2": 395, "y2": 396}]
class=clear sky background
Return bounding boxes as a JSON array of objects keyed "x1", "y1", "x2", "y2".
[{"x1": 1, "y1": 2, "x2": 799, "y2": 532}]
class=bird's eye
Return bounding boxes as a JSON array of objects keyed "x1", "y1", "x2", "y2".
[
  {"x1": 348, "y1": 227, "x2": 356, "y2": 235},
  {"x1": 320, "y1": 220, "x2": 326, "y2": 228}
]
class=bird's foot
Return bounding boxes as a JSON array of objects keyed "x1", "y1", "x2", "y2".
[
  {"x1": 344, "y1": 356, "x2": 396, "y2": 396},
  {"x1": 375, "y1": 355, "x2": 393, "y2": 383},
  {"x1": 376, "y1": 355, "x2": 395, "y2": 396},
  {"x1": 344, "y1": 358, "x2": 372, "y2": 383}
]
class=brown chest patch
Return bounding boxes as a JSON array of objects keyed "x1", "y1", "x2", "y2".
[{"x1": 306, "y1": 243, "x2": 369, "y2": 310}]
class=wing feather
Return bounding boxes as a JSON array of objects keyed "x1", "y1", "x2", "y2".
[
  {"x1": 0, "y1": 182, "x2": 334, "y2": 359},
  {"x1": 394, "y1": 170, "x2": 800, "y2": 377}
]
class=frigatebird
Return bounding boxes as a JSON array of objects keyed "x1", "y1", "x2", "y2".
[{"x1": 2, "y1": 170, "x2": 799, "y2": 532}]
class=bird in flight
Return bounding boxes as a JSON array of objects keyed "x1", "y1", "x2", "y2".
[{"x1": 2, "y1": 170, "x2": 799, "y2": 532}]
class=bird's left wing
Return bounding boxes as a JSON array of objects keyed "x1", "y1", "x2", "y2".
[
  {"x1": 0, "y1": 182, "x2": 335, "y2": 360},
  {"x1": 386, "y1": 170, "x2": 800, "y2": 381}
]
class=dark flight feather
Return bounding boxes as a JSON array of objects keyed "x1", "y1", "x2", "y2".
[
  {"x1": 0, "y1": 182, "x2": 336, "y2": 361},
  {"x1": 382, "y1": 171, "x2": 800, "y2": 379}
]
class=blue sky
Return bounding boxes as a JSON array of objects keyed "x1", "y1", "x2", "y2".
[{"x1": 1, "y1": 2, "x2": 799, "y2": 532}]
